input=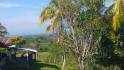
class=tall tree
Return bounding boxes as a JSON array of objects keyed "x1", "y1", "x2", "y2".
[
  {"x1": 39, "y1": 0, "x2": 111, "y2": 70},
  {"x1": 40, "y1": 1, "x2": 68, "y2": 70}
]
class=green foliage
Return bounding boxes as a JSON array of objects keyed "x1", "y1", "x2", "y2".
[
  {"x1": 38, "y1": 0, "x2": 124, "y2": 70},
  {"x1": 10, "y1": 36, "x2": 25, "y2": 45},
  {"x1": 114, "y1": 47, "x2": 123, "y2": 57}
]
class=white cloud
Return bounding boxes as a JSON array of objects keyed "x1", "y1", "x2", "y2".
[{"x1": 0, "y1": 2, "x2": 32, "y2": 8}]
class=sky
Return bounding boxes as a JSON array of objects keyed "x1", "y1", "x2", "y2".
[
  {"x1": 0, "y1": 0, "x2": 49, "y2": 36},
  {"x1": 0, "y1": 0, "x2": 114, "y2": 36}
]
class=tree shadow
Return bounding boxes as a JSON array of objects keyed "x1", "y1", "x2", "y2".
[
  {"x1": 31, "y1": 62, "x2": 61, "y2": 70},
  {"x1": 5, "y1": 62, "x2": 61, "y2": 70}
]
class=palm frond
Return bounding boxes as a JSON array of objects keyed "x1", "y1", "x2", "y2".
[
  {"x1": 112, "y1": 0, "x2": 121, "y2": 32},
  {"x1": 46, "y1": 25, "x2": 52, "y2": 32},
  {"x1": 51, "y1": 17, "x2": 58, "y2": 29},
  {"x1": 40, "y1": 7, "x2": 54, "y2": 24},
  {"x1": 55, "y1": 9, "x2": 61, "y2": 15},
  {"x1": 39, "y1": 0, "x2": 62, "y2": 32},
  {"x1": 113, "y1": 13, "x2": 120, "y2": 32}
]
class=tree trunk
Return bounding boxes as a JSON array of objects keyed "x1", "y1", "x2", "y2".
[
  {"x1": 62, "y1": 55, "x2": 66, "y2": 70},
  {"x1": 78, "y1": 56, "x2": 84, "y2": 70}
]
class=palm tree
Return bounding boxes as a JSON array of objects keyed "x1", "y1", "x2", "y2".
[
  {"x1": 39, "y1": 0, "x2": 62, "y2": 32},
  {"x1": 40, "y1": 1, "x2": 67, "y2": 70}
]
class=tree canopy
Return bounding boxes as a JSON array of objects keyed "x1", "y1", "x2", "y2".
[{"x1": 39, "y1": 0, "x2": 124, "y2": 70}]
